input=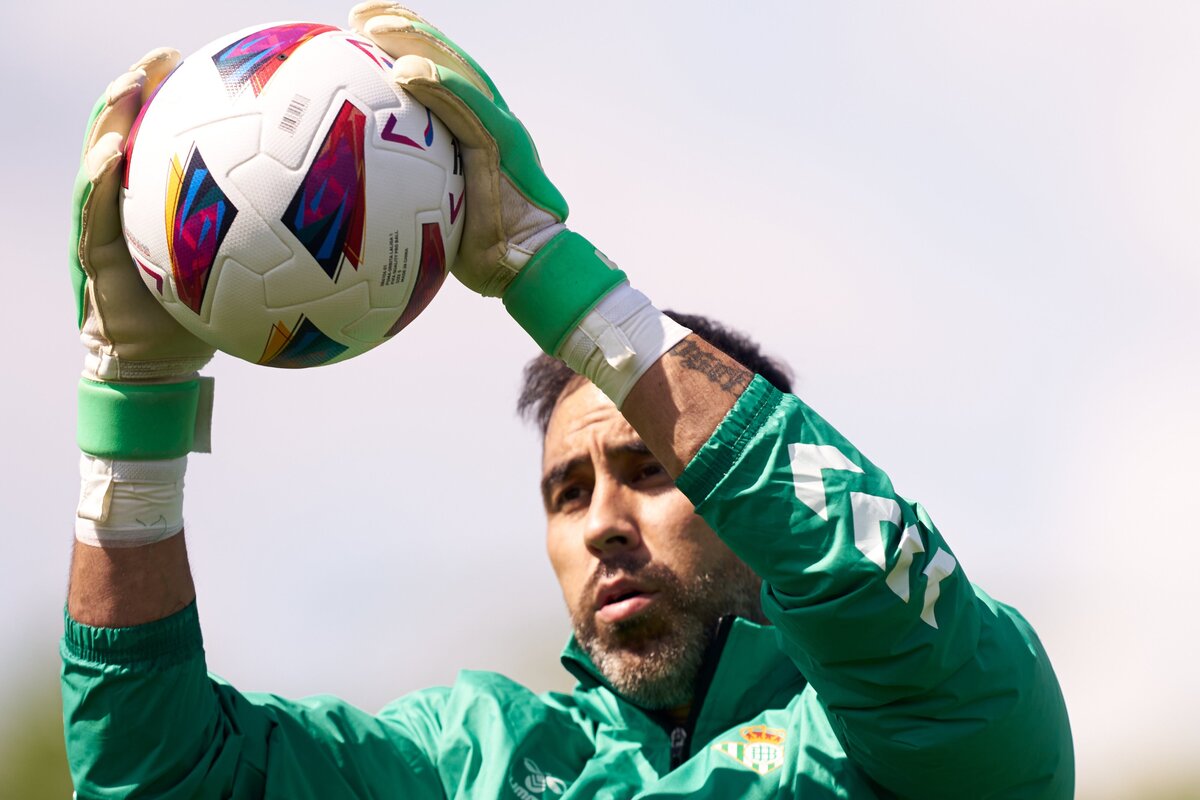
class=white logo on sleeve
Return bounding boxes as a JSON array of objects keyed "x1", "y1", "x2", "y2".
[
  {"x1": 787, "y1": 441, "x2": 958, "y2": 628},
  {"x1": 509, "y1": 758, "x2": 566, "y2": 799},
  {"x1": 787, "y1": 443, "x2": 863, "y2": 520}
]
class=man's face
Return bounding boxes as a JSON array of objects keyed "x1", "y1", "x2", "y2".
[{"x1": 541, "y1": 379, "x2": 762, "y2": 710}]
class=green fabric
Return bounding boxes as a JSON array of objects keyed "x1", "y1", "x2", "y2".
[
  {"x1": 76, "y1": 378, "x2": 201, "y2": 460},
  {"x1": 63, "y1": 602, "x2": 202, "y2": 667},
  {"x1": 502, "y1": 230, "x2": 627, "y2": 355},
  {"x1": 680, "y1": 377, "x2": 1074, "y2": 798},
  {"x1": 412, "y1": 22, "x2": 567, "y2": 219},
  {"x1": 61, "y1": 379, "x2": 1073, "y2": 798},
  {"x1": 70, "y1": 96, "x2": 106, "y2": 330}
]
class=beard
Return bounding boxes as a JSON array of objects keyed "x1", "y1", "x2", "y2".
[{"x1": 571, "y1": 553, "x2": 765, "y2": 711}]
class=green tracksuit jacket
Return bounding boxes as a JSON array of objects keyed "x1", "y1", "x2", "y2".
[{"x1": 62, "y1": 378, "x2": 1074, "y2": 798}]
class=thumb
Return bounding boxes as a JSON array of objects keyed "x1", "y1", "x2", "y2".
[
  {"x1": 393, "y1": 52, "x2": 437, "y2": 82},
  {"x1": 394, "y1": 56, "x2": 568, "y2": 221},
  {"x1": 391, "y1": 55, "x2": 494, "y2": 152}
]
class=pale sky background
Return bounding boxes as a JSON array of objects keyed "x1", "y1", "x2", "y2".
[{"x1": 2, "y1": 2, "x2": 1198, "y2": 797}]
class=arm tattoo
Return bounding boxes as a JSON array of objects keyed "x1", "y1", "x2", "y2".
[{"x1": 670, "y1": 340, "x2": 753, "y2": 394}]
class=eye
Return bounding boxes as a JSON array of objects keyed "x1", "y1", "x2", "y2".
[
  {"x1": 551, "y1": 484, "x2": 589, "y2": 512},
  {"x1": 632, "y1": 461, "x2": 667, "y2": 484}
]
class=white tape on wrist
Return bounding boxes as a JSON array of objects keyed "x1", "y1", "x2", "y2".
[
  {"x1": 76, "y1": 454, "x2": 187, "y2": 548},
  {"x1": 557, "y1": 282, "x2": 691, "y2": 407}
]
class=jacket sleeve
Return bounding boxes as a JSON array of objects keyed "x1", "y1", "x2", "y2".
[
  {"x1": 675, "y1": 377, "x2": 1074, "y2": 799},
  {"x1": 61, "y1": 602, "x2": 446, "y2": 799}
]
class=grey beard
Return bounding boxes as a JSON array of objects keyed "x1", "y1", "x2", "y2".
[{"x1": 572, "y1": 556, "x2": 765, "y2": 710}]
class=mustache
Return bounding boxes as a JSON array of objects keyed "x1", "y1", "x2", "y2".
[{"x1": 578, "y1": 554, "x2": 681, "y2": 608}]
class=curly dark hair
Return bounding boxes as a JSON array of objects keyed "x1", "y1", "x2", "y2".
[{"x1": 516, "y1": 311, "x2": 793, "y2": 433}]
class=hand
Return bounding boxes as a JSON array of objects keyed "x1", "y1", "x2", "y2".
[
  {"x1": 350, "y1": 3, "x2": 627, "y2": 356},
  {"x1": 350, "y1": 2, "x2": 568, "y2": 297},
  {"x1": 72, "y1": 47, "x2": 214, "y2": 383},
  {"x1": 72, "y1": 49, "x2": 215, "y2": 460}
]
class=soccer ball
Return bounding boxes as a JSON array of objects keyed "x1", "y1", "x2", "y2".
[{"x1": 120, "y1": 22, "x2": 465, "y2": 368}]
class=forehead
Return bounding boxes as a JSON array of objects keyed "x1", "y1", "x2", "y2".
[{"x1": 542, "y1": 380, "x2": 639, "y2": 466}]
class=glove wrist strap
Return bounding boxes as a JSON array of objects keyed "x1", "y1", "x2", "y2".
[
  {"x1": 76, "y1": 377, "x2": 213, "y2": 460},
  {"x1": 502, "y1": 230, "x2": 628, "y2": 356}
]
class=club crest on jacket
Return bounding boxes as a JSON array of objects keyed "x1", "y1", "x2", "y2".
[{"x1": 712, "y1": 725, "x2": 787, "y2": 776}]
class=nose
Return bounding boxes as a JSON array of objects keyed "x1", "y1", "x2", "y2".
[{"x1": 583, "y1": 477, "x2": 642, "y2": 556}]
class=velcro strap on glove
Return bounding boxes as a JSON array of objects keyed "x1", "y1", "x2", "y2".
[
  {"x1": 77, "y1": 377, "x2": 213, "y2": 460},
  {"x1": 502, "y1": 230, "x2": 627, "y2": 356}
]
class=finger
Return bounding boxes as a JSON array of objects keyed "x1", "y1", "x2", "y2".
[
  {"x1": 81, "y1": 48, "x2": 178, "y2": 157},
  {"x1": 348, "y1": 1, "x2": 430, "y2": 33},
  {"x1": 352, "y1": 5, "x2": 501, "y2": 103},
  {"x1": 362, "y1": 15, "x2": 494, "y2": 100},
  {"x1": 82, "y1": 68, "x2": 147, "y2": 254},
  {"x1": 82, "y1": 131, "x2": 127, "y2": 252},
  {"x1": 395, "y1": 56, "x2": 567, "y2": 219},
  {"x1": 129, "y1": 47, "x2": 181, "y2": 98},
  {"x1": 405, "y1": 19, "x2": 505, "y2": 105},
  {"x1": 85, "y1": 70, "x2": 143, "y2": 177},
  {"x1": 393, "y1": 55, "x2": 494, "y2": 151}
]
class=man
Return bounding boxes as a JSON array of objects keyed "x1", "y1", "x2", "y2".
[{"x1": 63, "y1": 4, "x2": 1073, "y2": 797}]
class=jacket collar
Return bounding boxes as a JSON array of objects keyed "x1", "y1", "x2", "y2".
[{"x1": 560, "y1": 618, "x2": 806, "y2": 741}]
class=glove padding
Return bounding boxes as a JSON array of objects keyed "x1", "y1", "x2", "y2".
[
  {"x1": 72, "y1": 47, "x2": 214, "y2": 382},
  {"x1": 350, "y1": 2, "x2": 570, "y2": 298}
]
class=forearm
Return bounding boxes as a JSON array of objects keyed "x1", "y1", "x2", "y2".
[
  {"x1": 68, "y1": 532, "x2": 195, "y2": 627},
  {"x1": 621, "y1": 335, "x2": 752, "y2": 477},
  {"x1": 69, "y1": 451, "x2": 198, "y2": 627}
]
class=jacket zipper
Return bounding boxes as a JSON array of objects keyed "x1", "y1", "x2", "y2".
[
  {"x1": 669, "y1": 726, "x2": 689, "y2": 769},
  {"x1": 667, "y1": 616, "x2": 736, "y2": 770}
]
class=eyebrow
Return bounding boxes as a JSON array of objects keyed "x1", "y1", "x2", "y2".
[{"x1": 540, "y1": 440, "x2": 655, "y2": 502}]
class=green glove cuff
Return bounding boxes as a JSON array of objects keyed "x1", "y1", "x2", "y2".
[
  {"x1": 77, "y1": 378, "x2": 208, "y2": 460},
  {"x1": 502, "y1": 231, "x2": 628, "y2": 356}
]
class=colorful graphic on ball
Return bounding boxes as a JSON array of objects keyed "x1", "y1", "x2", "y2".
[
  {"x1": 386, "y1": 222, "x2": 449, "y2": 337},
  {"x1": 119, "y1": 21, "x2": 465, "y2": 368},
  {"x1": 212, "y1": 23, "x2": 338, "y2": 97},
  {"x1": 345, "y1": 37, "x2": 393, "y2": 71},
  {"x1": 259, "y1": 314, "x2": 349, "y2": 369},
  {"x1": 283, "y1": 100, "x2": 367, "y2": 282},
  {"x1": 133, "y1": 256, "x2": 165, "y2": 295},
  {"x1": 381, "y1": 108, "x2": 435, "y2": 150},
  {"x1": 165, "y1": 145, "x2": 237, "y2": 314}
]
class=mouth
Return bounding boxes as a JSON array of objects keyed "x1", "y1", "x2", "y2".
[{"x1": 595, "y1": 582, "x2": 659, "y2": 624}]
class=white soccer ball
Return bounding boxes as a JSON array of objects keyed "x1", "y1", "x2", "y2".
[{"x1": 120, "y1": 22, "x2": 465, "y2": 368}]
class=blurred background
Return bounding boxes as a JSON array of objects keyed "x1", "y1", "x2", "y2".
[{"x1": 2, "y1": 1, "x2": 1198, "y2": 797}]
